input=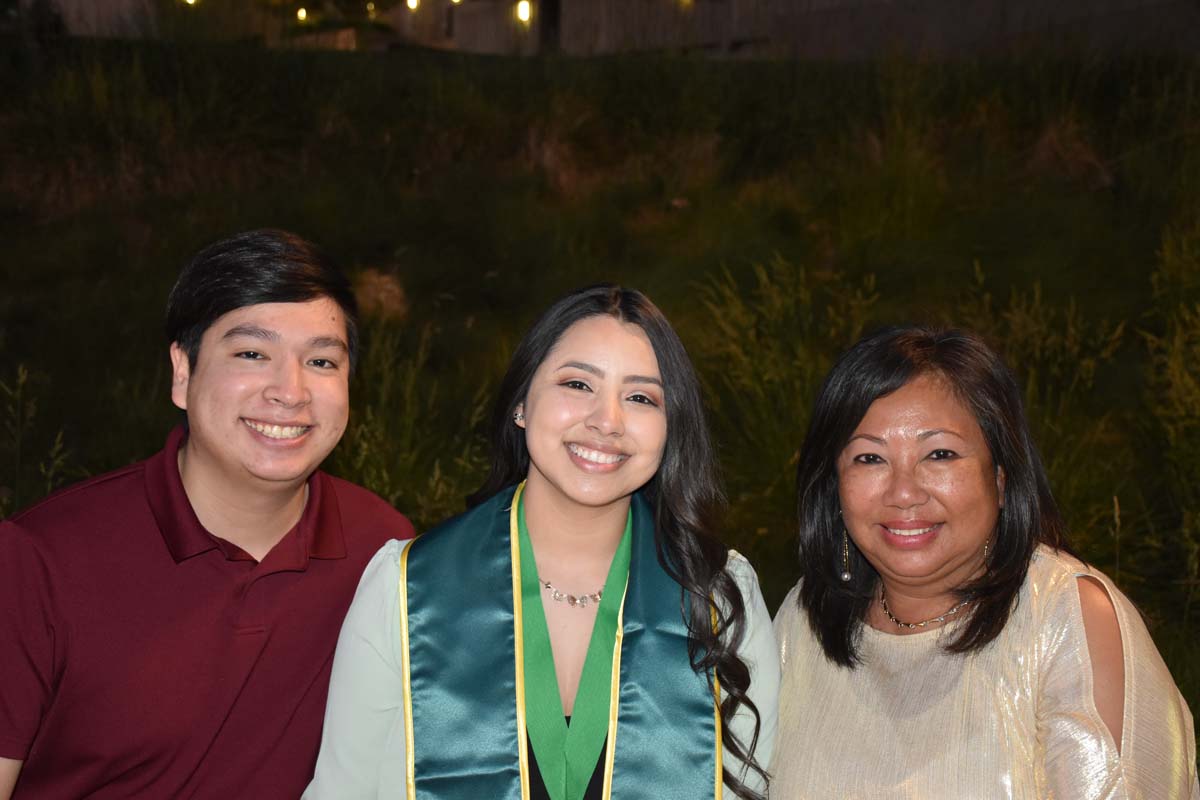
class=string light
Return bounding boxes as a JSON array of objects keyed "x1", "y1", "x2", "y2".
[
  {"x1": 407, "y1": 0, "x2": 418, "y2": 9},
  {"x1": 297, "y1": 7, "x2": 307, "y2": 21},
  {"x1": 516, "y1": 0, "x2": 531, "y2": 23},
  {"x1": 367, "y1": 0, "x2": 376, "y2": 18},
  {"x1": 184, "y1": 0, "x2": 197, "y2": 5}
]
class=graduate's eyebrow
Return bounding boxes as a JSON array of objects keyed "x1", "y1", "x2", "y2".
[{"x1": 557, "y1": 360, "x2": 663, "y2": 387}]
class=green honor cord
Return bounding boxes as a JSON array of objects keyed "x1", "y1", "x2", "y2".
[{"x1": 518, "y1": 496, "x2": 632, "y2": 800}]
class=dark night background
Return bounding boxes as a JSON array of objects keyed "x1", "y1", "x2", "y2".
[{"x1": 2, "y1": 0, "x2": 1199, "y2": 752}]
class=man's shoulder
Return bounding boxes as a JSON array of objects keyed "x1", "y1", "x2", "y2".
[
  {"x1": 321, "y1": 473, "x2": 416, "y2": 542},
  {"x1": 6, "y1": 459, "x2": 149, "y2": 532}
]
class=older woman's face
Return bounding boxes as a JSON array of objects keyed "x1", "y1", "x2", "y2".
[{"x1": 837, "y1": 373, "x2": 1004, "y2": 594}]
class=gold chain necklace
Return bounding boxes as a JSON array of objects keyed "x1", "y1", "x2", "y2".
[{"x1": 879, "y1": 588, "x2": 970, "y2": 630}]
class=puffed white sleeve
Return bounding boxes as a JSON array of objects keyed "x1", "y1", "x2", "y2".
[
  {"x1": 1037, "y1": 568, "x2": 1199, "y2": 800},
  {"x1": 303, "y1": 539, "x2": 408, "y2": 800},
  {"x1": 723, "y1": 550, "x2": 781, "y2": 796}
]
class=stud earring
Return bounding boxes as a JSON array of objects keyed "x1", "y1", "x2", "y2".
[
  {"x1": 840, "y1": 529, "x2": 852, "y2": 582},
  {"x1": 513, "y1": 410, "x2": 525, "y2": 423}
]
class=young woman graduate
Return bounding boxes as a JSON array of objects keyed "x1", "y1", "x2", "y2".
[{"x1": 304, "y1": 285, "x2": 779, "y2": 800}]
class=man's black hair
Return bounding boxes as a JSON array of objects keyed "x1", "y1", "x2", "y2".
[{"x1": 165, "y1": 229, "x2": 359, "y2": 369}]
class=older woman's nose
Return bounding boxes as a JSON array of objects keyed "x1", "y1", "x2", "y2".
[{"x1": 881, "y1": 464, "x2": 928, "y2": 508}]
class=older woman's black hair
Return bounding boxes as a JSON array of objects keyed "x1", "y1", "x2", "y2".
[
  {"x1": 470, "y1": 284, "x2": 767, "y2": 799},
  {"x1": 794, "y1": 325, "x2": 1072, "y2": 667},
  {"x1": 165, "y1": 229, "x2": 359, "y2": 370}
]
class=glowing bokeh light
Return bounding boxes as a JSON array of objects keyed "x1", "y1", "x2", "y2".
[
  {"x1": 516, "y1": 0, "x2": 531, "y2": 23},
  {"x1": 297, "y1": 7, "x2": 307, "y2": 21}
]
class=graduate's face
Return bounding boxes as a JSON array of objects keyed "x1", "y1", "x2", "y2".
[{"x1": 517, "y1": 315, "x2": 668, "y2": 512}]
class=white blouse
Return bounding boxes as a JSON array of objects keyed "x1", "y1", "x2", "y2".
[
  {"x1": 771, "y1": 545, "x2": 1199, "y2": 799},
  {"x1": 304, "y1": 541, "x2": 780, "y2": 798}
]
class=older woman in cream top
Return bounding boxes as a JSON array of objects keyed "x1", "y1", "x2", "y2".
[{"x1": 772, "y1": 326, "x2": 1198, "y2": 799}]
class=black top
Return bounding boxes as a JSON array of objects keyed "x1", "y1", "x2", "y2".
[{"x1": 528, "y1": 718, "x2": 606, "y2": 800}]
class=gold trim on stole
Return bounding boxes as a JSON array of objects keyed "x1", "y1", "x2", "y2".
[
  {"x1": 711, "y1": 604, "x2": 724, "y2": 799},
  {"x1": 509, "y1": 484, "x2": 532, "y2": 800},
  {"x1": 600, "y1": 585, "x2": 628, "y2": 799},
  {"x1": 400, "y1": 538, "x2": 418, "y2": 800}
]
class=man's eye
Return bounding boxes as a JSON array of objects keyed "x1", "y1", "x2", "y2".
[
  {"x1": 235, "y1": 351, "x2": 264, "y2": 360},
  {"x1": 309, "y1": 358, "x2": 339, "y2": 369}
]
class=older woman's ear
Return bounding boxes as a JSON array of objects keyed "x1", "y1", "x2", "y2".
[{"x1": 995, "y1": 465, "x2": 1006, "y2": 507}]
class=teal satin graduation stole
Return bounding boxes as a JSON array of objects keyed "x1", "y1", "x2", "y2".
[{"x1": 398, "y1": 483, "x2": 722, "y2": 799}]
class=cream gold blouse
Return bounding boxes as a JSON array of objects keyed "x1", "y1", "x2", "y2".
[{"x1": 772, "y1": 546, "x2": 1199, "y2": 799}]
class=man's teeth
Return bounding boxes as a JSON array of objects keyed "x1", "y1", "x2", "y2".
[
  {"x1": 888, "y1": 526, "x2": 936, "y2": 536},
  {"x1": 244, "y1": 420, "x2": 309, "y2": 440},
  {"x1": 568, "y1": 443, "x2": 626, "y2": 465}
]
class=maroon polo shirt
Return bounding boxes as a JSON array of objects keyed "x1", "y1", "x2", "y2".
[{"x1": 0, "y1": 426, "x2": 414, "y2": 799}]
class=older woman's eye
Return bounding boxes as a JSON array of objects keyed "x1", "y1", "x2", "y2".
[
  {"x1": 853, "y1": 453, "x2": 884, "y2": 465},
  {"x1": 929, "y1": 449, "x2": 959, "y2": 460}
]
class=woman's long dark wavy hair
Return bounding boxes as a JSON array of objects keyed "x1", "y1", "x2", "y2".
[
  {"x1": 795, "y1": 326, "x2": 1073, "y2": 667},
  {"x1": 470, "y1": 285, "x2": 767, "y2": 798}
]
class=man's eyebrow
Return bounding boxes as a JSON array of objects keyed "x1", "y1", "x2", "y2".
[
  {"x1": 309, "y1": 336, "x2": 349, "y2": 353},
  {"x1": 222, "y1": 324, "x2": 278, "y2": 343}
]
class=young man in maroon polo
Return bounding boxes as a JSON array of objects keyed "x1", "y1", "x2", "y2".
[{"x1": 0, "y1": 230, "x2": 415, "y2": 799}]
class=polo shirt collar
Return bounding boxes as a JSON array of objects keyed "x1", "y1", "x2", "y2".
[{"x1": 145, "y1": 425, "x2": 347, "y2": 566}]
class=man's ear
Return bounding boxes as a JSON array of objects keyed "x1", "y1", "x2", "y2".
[{"x1": 169, "y1": 343, "x2": 191, "y2": 411}]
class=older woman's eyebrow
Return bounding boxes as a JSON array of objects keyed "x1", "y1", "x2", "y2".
[
  {"x1": 558, "y1": 361, "x2": 663, "y2": 387},
  {"x1": 847, "y1": 433, "x2": 886, "y2": 445},
  {"x1": 222, "y1": 324, "x2": 278, "y2": 342},
  {"x1": 918, "y1": 428, "x2": 965, "y2": 441}
]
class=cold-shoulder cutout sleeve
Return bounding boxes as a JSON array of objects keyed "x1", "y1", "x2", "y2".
[
  {"x1": 723, "y1": 550, "x2": 781, "y2": 795},
  {"x1": 1076, "y1": 575, "x2": 1126, "y2": 753},
  {"x1": 304, "y1": 539, "x2": 408, "y2": 800},
  {"x1": 1039, "y1": 563, "x2": 1199, "y2": 799}
]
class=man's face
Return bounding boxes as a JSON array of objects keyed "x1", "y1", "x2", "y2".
[{"x1": 170, "y1": 298, "x2": 351, "y2": 490}]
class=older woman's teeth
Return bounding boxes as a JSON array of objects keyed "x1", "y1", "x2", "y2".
[
  {"x1": 888, "y1": 526, "x2": 936, "y2": 536},
  {"x1": 244, "y1": 420, "x2": 309, "y2": 440},
  {"x1": 568, "y1": 443, "x2": 626, "y2": 465}
]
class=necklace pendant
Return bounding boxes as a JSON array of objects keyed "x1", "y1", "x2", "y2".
[{"x1": 540, "y1": 577, "x2": 603, "y2": 609}]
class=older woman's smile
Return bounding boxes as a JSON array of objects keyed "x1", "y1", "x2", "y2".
[{"x1": 880, "y1": 520, "x2": 942, "y2": 546}]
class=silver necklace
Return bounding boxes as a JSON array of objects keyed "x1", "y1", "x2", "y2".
[
  {"x1": 879, "y1": 588, "x2": 970, "y2": 630},
  {"x1": 539, "y1": 577, "x2": 602, "y2": 608}
]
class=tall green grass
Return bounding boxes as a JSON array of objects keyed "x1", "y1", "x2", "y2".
[{"x1": 2, "y1": 39, "x2": 1198, "y2": 741}]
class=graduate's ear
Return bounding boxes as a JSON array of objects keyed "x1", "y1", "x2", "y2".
[
  {"x1": 169, "y1": 343, "x2": 191, "y2": 411},
  {"x1": 514, "y1": 403, "x2": 526, "y2": 429}
]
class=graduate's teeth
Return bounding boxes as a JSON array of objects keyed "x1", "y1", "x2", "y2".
[
  {"x1": 568, "y1": 443, "x2": 626, "y2": 465},
  {"x1": 888, "y1": 526, "x2": 935, "y2": 536},
  {"x1": 244, "y1": 420, "x2": 309, "y2": 439}
]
